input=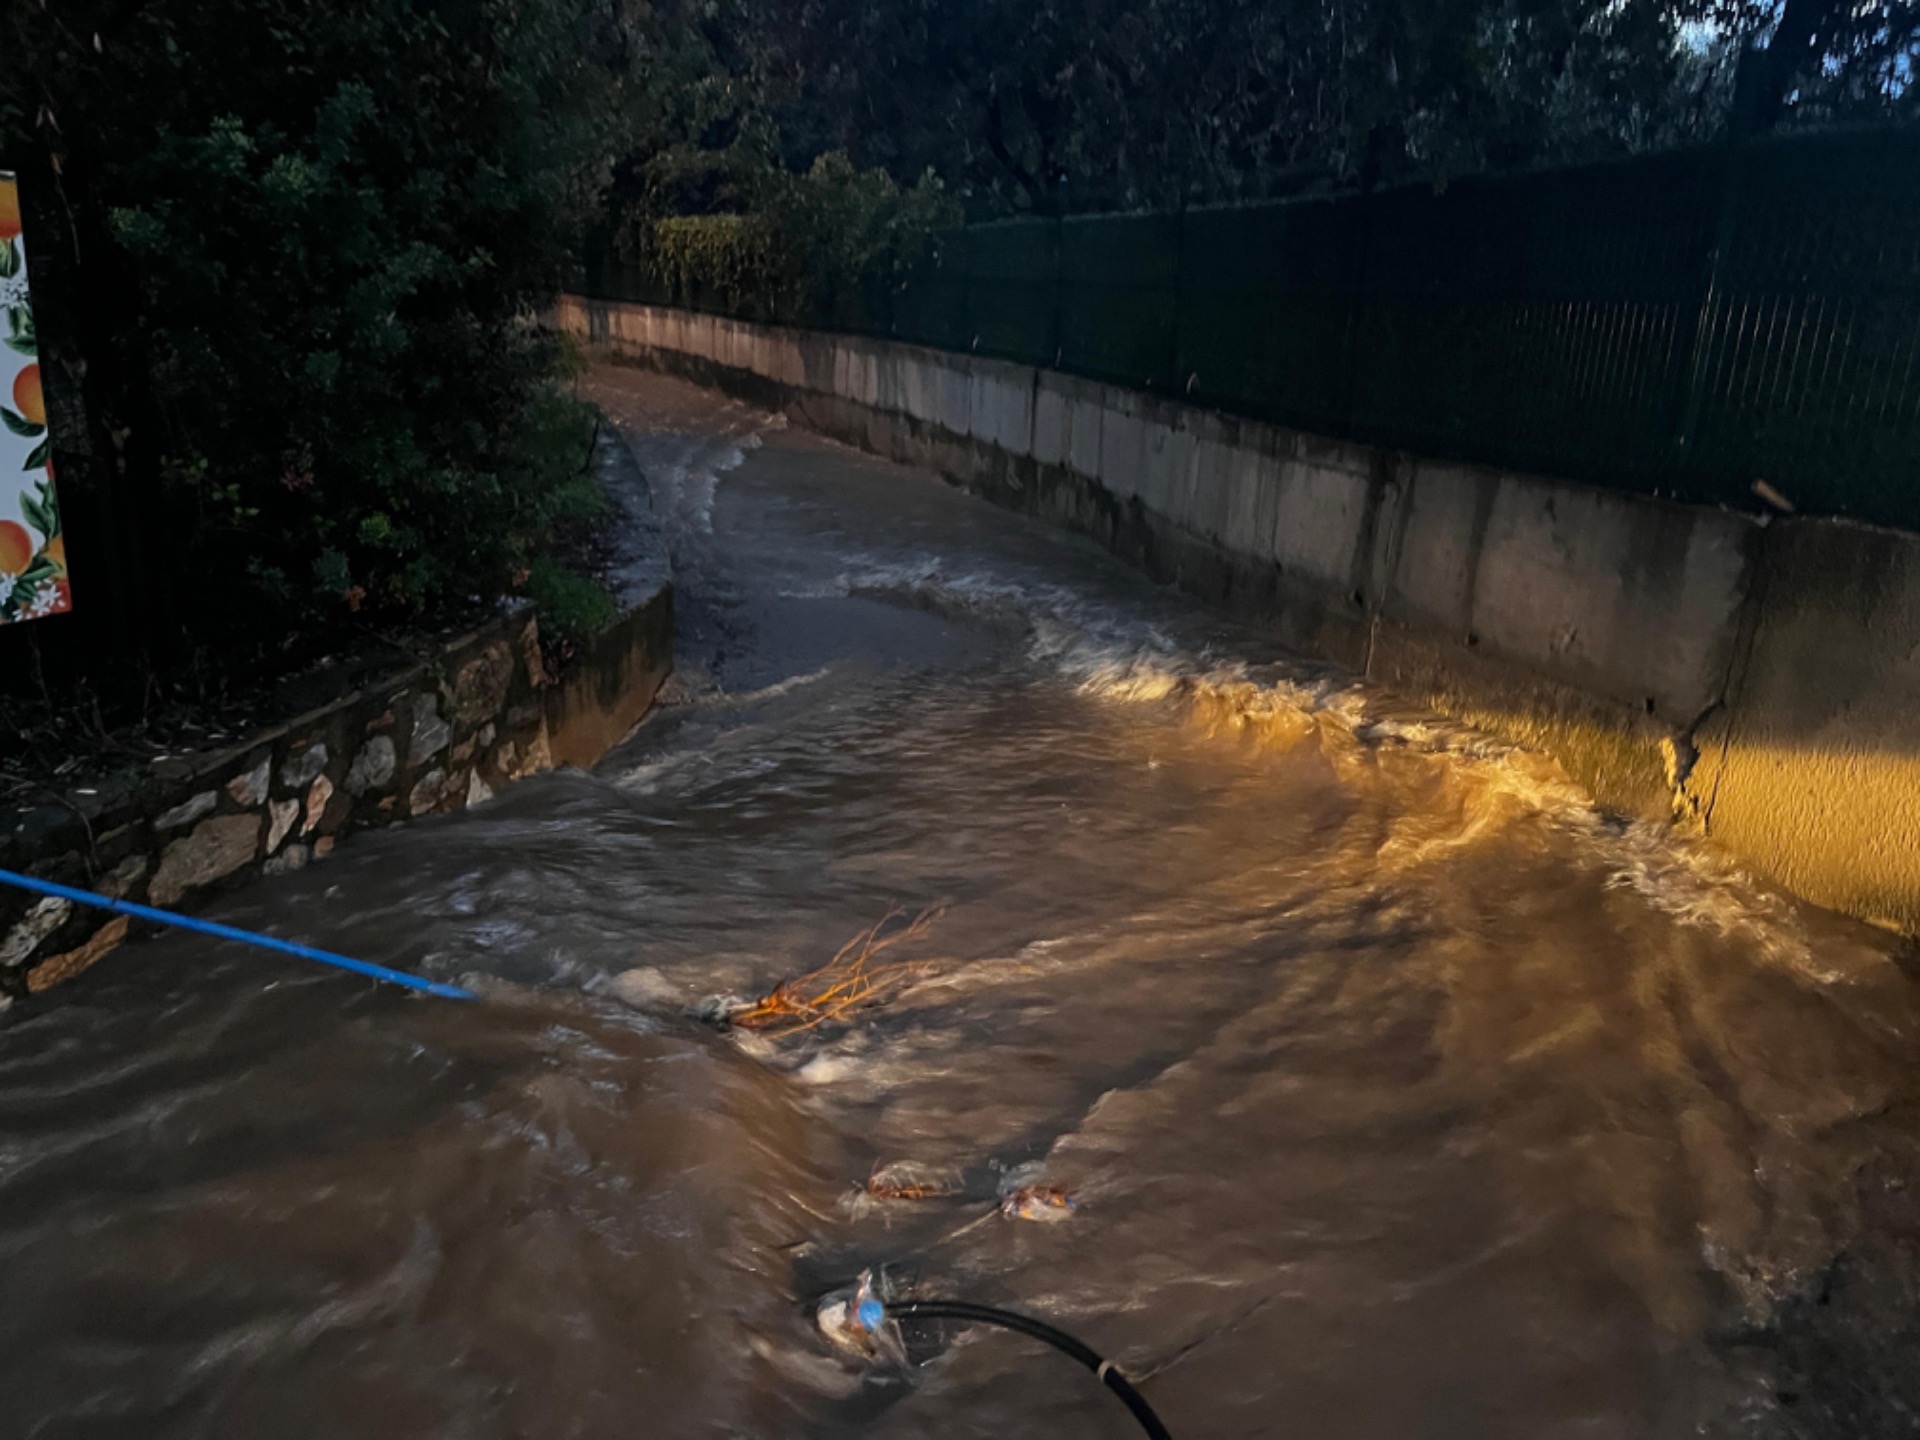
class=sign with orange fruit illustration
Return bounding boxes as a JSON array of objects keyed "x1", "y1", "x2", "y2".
[{"x1": 0, "y1": 170, "x2": 69, "y2": 625}]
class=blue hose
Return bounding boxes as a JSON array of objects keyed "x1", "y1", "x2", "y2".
[{"x1": 0, "y1": 867, "x2": 477, "y2": 1001}]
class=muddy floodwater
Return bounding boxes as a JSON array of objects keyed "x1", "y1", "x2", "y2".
[{"x1": 5, "y1": 365, "x2": 1920, "y2": 1440}]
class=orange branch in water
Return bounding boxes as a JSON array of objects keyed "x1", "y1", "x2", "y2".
[{"x1": 728, "y1": 905, "x2": 947, "y2": 1036}]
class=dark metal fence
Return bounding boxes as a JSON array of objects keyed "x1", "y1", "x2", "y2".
[{"x1": 583, "y1": 125, "x2": 1920, "y2": 530}]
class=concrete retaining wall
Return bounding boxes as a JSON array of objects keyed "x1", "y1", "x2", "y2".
[
  {"x1": 558, "y1": 295, "x2": 1920, "y2": 933},
  {"x1": 0, "y1": 434, "x2": 672, "y2": 1005}
]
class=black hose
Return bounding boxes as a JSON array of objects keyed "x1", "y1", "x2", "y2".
[{"x1": 890, "y1": 1299, "x2": 1173, "y2": 1440}]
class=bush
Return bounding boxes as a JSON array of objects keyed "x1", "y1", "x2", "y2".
[
  {"x1": 525, "y1": 554, "x2": 618, "y2": 645},
  {"x1": 644, "y1": 152, "x2": 960, "y2": 325},
  {"x1": 1, "y1": 0, "x2": 626, "y2": 675},
  {"x1": 652, "y1": 214, "x2": 782, "y2": 315}
]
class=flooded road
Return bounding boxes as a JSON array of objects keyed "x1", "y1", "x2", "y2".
[{"x1": 4, "y1": 363, "x2": 1919, "y2": 1439}]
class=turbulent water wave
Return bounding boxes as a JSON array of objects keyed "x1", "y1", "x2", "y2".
[
  {"x1": 811, "y1": 550, "x2": 1888, "y2": 990},
  {"x1": 4, "y1": 365, "x2": 1910, "y2": 1440},
  {"x1": 747, "y1": 540, "x2": 1920, "y2": 1359}
]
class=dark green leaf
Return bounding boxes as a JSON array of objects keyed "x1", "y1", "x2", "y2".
[
  {"x1": 30, "y1": 481, "x2": 58, "y2": 538},
  {"x1": 16, "y1": 556, "x2": 57, "y2": 590},
  {"x1": 21, "y1": 490, "x2": 50, "y2": 536},
  {"x1": 0, "y1": 408, "x2": 42, "y2": 438},
  {"x1": 23, "y1": 438, "x2": 49, "y2": 471},
  {"x1": 0, "y1": 241, "x2": 18, "y2": 280},
  {"x1": 4, "y1": 334, "x2": 34, "y2": 358}
]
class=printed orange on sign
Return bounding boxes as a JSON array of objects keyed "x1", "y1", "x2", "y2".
[{"x1": 0, "y1": 170, "x2": 71, "y2": 625}]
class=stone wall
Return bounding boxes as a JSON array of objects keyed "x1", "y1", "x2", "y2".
[
  {"x1": 0, "y1": 434, "x2": 672, "y2": 1006},
  {"x1": 557, "y1": 294, "x2": 1920, "y2": 934}
]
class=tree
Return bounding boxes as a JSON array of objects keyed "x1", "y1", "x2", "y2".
[
  {"x1": 610, "y1": 0, "x2": 1914, "y2": 223},
  {"x1": 0, "y1": 0, "x2": 627, "y2": 691},
  {"x1": 685, "y1": 0, "x2": 1724, "y2": 211},
  {"x1": 1716, "y1": 0, "x2": 1919, "y2": 132}
]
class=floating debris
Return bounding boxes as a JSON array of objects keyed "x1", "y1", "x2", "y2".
[
  {"x1": 843, "y1": 1160, "x2": 964, "y2": 1218},
  {"x1": 816, "y1": 1271, "x2": 904, "y2": 1363},
  {"x1": 726, "y1": 905, "x2": 945, "y2": 1036},
  {"x1": 1000, "y1": 1185, "x2": 1077, "y2": 1222},
  {"x1": 863, "y1": 1161, "x2": 960, "y2": 1202}
]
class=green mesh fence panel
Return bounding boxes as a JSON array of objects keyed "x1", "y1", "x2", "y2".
[
  {"x1": 1340, "y1": 148, "x2": 1720, "y2": 496},
  {"x1": 966, "y1": 219, "x2": 1058, "y2": 363},
  {"x1": 893, "y1": 232, "x2": 971, "y2": 352},
  {"x1": 581, "y1": 126, "x2": 1920, "y2": 530},
  {"x1": 1686, "y1": 128, "x2": 1920, "y2": 523},
  {"x1": 1058, "y1": 212, "x2": 1181, "y2": 388},
  {"x1": 1179, "y1": 199, "x2": 1361, "y2": 434}
]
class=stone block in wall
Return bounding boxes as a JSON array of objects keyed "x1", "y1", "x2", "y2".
[
  {"x1": 100, "y1": 855, "x2": 148, "y2": 900},
  {"x1": 449, "y1": 640, "x2": 517, "y2": 726},
  {"x1": 27, "y1": 917, "x2": 129, "y2": 994},
  {"x1": 408, "y1": 693, "x2": 452, "y2": 766},
  {"x1": 1, "y1": 897, "x2": 71, "y2": 968},
  {"x1": 226, "y1": 757, "x2": 271, "y2": 807},
  {"x1": 149, "y1": 814, "x2": 263, "y2": 907},
  {"x1": 279, "y1": 741, "x2": 330, "y2": 791},
  {"x1": 155, "y1": 790, "x2": 218, "y2": 832},
  {"x1": 345, "y1": 736, "x2": 397, "y2": 796},
  {"x1": 266, "y1": 799, "x2": 300, "y2": 855}
]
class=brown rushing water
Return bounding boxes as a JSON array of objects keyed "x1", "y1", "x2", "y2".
[{"x1": 4, "y1": 365, "x2": 1919, "y2": 1440}]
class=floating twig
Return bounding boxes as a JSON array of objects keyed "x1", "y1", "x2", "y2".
[{"x1": 727, "y1": 905, "x2": 946, "y2": 1036}]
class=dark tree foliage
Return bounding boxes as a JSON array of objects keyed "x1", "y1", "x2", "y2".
[
  {"x1": 610, "y1": 0, "x2": 1916, "y2": 219},
  {"x1": 678, "y1": 0, "x2": 1713, "y2": 212},
  {"x1": 0, "y1": 0, "x2": 630, "y2": 685},
  {"x1": 1712, "y1": 0, "x2": 1919, "y2": 131}
]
